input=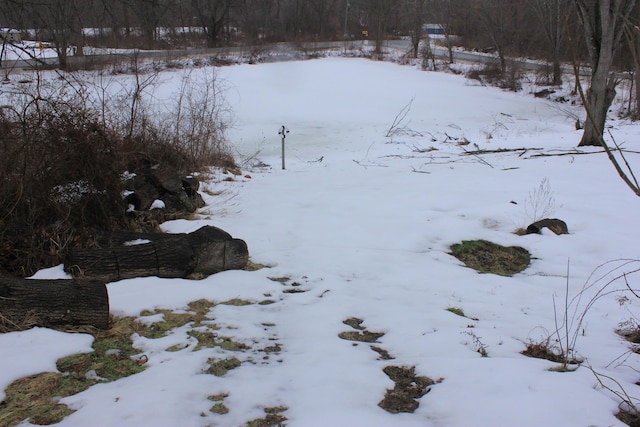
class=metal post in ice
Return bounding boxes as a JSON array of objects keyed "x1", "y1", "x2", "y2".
[{"x1": 278, "y1": 125, "x2": 289, "y2": 170}]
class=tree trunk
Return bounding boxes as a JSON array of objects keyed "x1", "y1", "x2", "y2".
[
  {"x1": 66, "y1": 238, "x2": 197, "y2": 282},
  {"x1": 579, "y1": 78, "x2": 617, "y2": 146},
  {"x1": 552, "y1": 59, "x2": 562, "y2": 86},
  {"x1": 65, "y1": 226, "x2": 249, "y2": 281},
  {"x1": 578, "y1": 1, "x2": 616, "y2": 146},
  {"x1": 576, "y1": 0, "x2": 633, "y2": 146},
  {"x1": 445, "y1": 34, "x2": 454, "y2": 64},
  {"x1": 635, "y1": 70, "x2": 640, "y2": 120},
  {"x1": 371, "y1": 0, "x2": 392, "y2": 55},
  {"x1": 0, "y1": 277, "x2": 109, "y2": 331}
]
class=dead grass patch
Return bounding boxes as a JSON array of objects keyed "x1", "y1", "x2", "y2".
[
  {"x1": 205, "y1": 357, "x2": 242, "y2": 376},
  {"x1": 209, "y1": 402, "x2": 230, "y2": 414},
  {"x1": 343, "y1": 317, "x2": 365, "y2": 330},
  {"x1": 514, "y1": 227, "x2": 528, "y2": 236},
  {"x1": 617, "y1": 408, "x2": 640, "y2": 427},
  {"x1": 371, "y1": 345, "x2": 395, "y2": 360},
  {"x1": 282, "y1": 288, "x2": 307, "y2": 294},
  {"x1": 450, "y1": 239, "x2": 530, "y2": 276},
  {"x1": 246, "y1": 406, "x2": 288, "y2": 427},
  {"x1": 0, "y1": 316, "x2": 147, "y2": 426},
  {"x1": 339, "y1": 317, "x2": 385, "y2": 343},
  {"x1": 617, "y1": 320, "x2": 640, "y2": 344},
  {"x1": 0, "y1": 372, "x2": 76, "y2": 426},
  {"x1": 244, "y1": 260, "x2": 272, "y2": 271},
  {"x1": 188, "y1": 330, "x2": 219, "y2": 350},
  {"x1": 207, "y1": 393, "x2": 230, "y2": 415},
  {"x1": 521, "y1": 341, "x2": 582, "y2": 370},
  {"x1": 220, "y1": 298, "x2": 253, "y2": 306},
  {"x1": 338, "y1": 330, "x2": 385, "y2": 343},
  {"x1": 138, "y1": 299, "x2": 216, "y2": 338},
  {"x1": 217, "y1": 336, "x2": 251, "y2": 351},
  {"x1": 378, "y1": 366, "x2": 438, "y2": 414}
]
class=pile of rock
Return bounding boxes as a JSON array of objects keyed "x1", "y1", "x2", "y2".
[{"x1": 123, "y1": 156, "x2": 205, "y2": 214}]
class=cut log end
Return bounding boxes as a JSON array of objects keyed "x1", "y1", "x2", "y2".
[{"x1": 0, "y1": 278, "x2": 110, "y2": 332}]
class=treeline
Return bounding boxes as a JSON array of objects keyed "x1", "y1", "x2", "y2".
[
  {"x1": 1, "y1": 1, "x2": 639, "y2": 137},
  {"x1": 0, "y1": 1, "x2": 636, "y2": 70}
]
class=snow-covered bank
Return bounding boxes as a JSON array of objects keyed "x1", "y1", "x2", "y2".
[{"x1": 2, "y1": 57, "x2": 640, "y2": 427}]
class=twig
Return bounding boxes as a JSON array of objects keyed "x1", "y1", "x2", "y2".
[
  {"x1": 461, "y1": 147, "x2": 544, "y2": 155},
  {"x1": 609, "y1": 130, "x2": 640, "y2": 190},
  {"x1": 587, "y1": 363, "x2": 640, "y2": 414},
  {"x1": 411, "y1": 166, "x2": 431, "y2": 174},
  {"x1": 460, "y1": 146, "x2": 494, "y2": 168},
  {"x1": 625, "y1": 273, "x2": 640, "y2": 299},
  {"x1": 385, "y1": 97, "x2": 415, "y2": 138},
  {"x1": 352, "y1": 159, "x2": 388, "y2": 168}
]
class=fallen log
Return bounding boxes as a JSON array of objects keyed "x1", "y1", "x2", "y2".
[
  {"x1": 0, "y1": 277, "x2": 109, "y2": 331},
  {"x1": 65, "y1": 226, "x2": 249, "y2": 281}
]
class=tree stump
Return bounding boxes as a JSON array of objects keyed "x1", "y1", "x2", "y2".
[
  {"x1": 65, "y1": 226, "x2": 249, "y2": 281},
  {"x1": 0, "y1": 277, "x2": 109, "y2": 331}
]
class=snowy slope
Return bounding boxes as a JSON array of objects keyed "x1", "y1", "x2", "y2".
[{"x1": 2, "y1": 57, "x2": 640, "y2": 427}]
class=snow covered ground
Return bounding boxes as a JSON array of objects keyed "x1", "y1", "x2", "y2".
[
  {"x1": 0, "y1": 41, "x2": 71, "y2": 61},
  {"x1": 3, "y1": 57, "x2": 640, "y2": 426}
]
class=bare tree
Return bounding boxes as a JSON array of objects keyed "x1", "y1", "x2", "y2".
[
  {"x1": 431, "y1": 0, "x2": 457, "y2": 64},
  {"x1": 235, "y1": 0, "x2": 282, "y2": 43},
  {"x1": 574, "y1": 0, "x2": 635, "y2": 146},
  {"x1": 191, "y1": 0, "x2": 234, "y2": 47},
  {"x1": 3, "y1": 0, "x2": 86, "y2": 69},
  {"x1": 622, "y1": 3, "x2": 640, "y2": 120},
  {"x1": 406, "y1": 0, "x2": 426, "y2": 59},
  {"x1": 477, "y1": 0, "x2": 525, "y2": 74},
  {"x1": 370, "y1": 0, "x2": 393, "y2": 55},
  {"x1": 308, "y1": 0, "x2": 339, "y2": 37},
  {"x1": 528, "y1": 0, "x2": 570, "y2": 85},
  {"x1": 125, "y1": 0, "x2": 171, "y2": 47}
]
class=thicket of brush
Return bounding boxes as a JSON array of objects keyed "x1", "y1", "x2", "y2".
[{"x1": 0, "y1": 63, "x2": 234, "y2": 276}]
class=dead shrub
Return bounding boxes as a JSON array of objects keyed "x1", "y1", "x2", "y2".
[
  {"x1": 0, "y1": 65, "x2": 235, "y2": 276},
  {"x1": 0, "y1": 97, "x2": 130, "y2": 276},
  {"x1": 465, "y1": 62, "x2": 523, "y2": 92}
]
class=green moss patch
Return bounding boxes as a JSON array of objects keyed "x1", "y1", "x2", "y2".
[
  {"x1": 450, "y1": 239, "x2": 530, "y2": 276},
  {"x1": 446, "y1": 307, "x2": 466, "y2": 317}
]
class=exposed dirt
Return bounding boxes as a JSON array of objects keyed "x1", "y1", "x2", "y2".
[
  {"x1": 378, "y1": 366, "x2": 437, "y2": 414},
  {"x1": 339, "y1": 318, "x2": 441, "y2": 415},
  {"x1": 339, "y1": 317, "x2": 385, "y2": 343},
  {"x1": 246, "y1": 406, "x2": 288, "y2": 427}
]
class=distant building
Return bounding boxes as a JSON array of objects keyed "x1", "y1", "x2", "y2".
[
  {"x1": 422, "y1": 24, "x2": 446, "y2": 36},
  {"x1": 0, "y1": 29, "x2": 22, "y2": 42}
]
